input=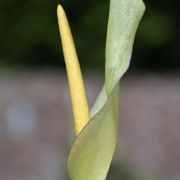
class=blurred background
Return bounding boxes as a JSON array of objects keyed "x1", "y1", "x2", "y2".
[{"x1": 0, "y1": 0, "x2": 179, "y2": 179}]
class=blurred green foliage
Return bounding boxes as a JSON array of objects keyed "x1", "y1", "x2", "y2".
[{"x1": 0, "y1": 0, "x2": 179, "y2": 71}]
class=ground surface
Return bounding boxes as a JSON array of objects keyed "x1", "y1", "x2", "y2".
[{"x1": 0, "y1": 70, "x2": 179, "y2": 180}]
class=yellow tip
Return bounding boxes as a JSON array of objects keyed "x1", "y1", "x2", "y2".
[{"x1": 57, "y1": 5, "x2": 90, "y2": 135}]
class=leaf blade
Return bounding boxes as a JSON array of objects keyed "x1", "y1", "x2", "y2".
[
  {"x1": 105, "y1": 0, "x2": 145, "y2": 94},
  {"x1": 68, "y1": 0, "x2": 145, "y2": 179}
]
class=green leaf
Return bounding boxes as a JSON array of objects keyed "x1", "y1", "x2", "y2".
[
  {"x1": 68, "y1": 0, "x2": 145, "y2": 180},
  {"x1": 105, "y1": 0, "x2": 145, "y2": 94}
]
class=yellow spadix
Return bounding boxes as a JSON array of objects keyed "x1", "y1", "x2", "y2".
[{"x1": 57, "y1": 5, "x2": 90, "y2": 135}]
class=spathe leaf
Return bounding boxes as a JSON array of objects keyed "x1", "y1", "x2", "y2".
[{"x1": 59, "y1": 0, "x2": 145, "y2": 179}]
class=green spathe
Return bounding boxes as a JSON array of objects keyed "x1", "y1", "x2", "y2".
[{"x1": 68, "y1": 0, "x2": 145, "y2": 179}]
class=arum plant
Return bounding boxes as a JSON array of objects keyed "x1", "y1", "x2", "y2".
[{"x1": 57, "y1": 0, "x2": 145, "y2": 179}]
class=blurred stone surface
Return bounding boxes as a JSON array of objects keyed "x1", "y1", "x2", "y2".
[{"x1": 0, "y1": 70, "x2": 179, "y2": 180}]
